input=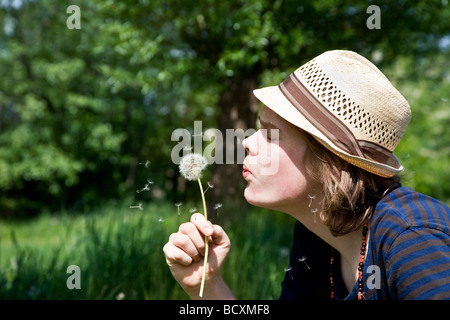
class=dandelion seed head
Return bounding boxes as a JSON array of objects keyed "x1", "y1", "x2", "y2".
[
  {"x1": 139, "y1": 160, "x2": 151, "y2": 168},
  {"x1": 136, "y1": 184, "x2": 151, "y2": 193},
  {"x1": 298, "y1": 256, "x2": 311, "y2": 269},
  {"x1": 179, "y1": 153, "x2": 208, "y2": 181},
  {"x1": 130, "y1": 203, "x2": 143, "y2": 211},
  {"x1": 307, "y1": 194, "x2": 316, "y2": 207},
  {"x1": 174, "y1": 202, "x2": 182, "y2": 215},
  {"x1": 284, "y1": 266, "x2": 294, "y2": 279}
]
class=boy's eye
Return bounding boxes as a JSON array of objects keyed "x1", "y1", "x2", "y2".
[{"x1": 260, "y1": 128, "x2": 271, "y2": 141}]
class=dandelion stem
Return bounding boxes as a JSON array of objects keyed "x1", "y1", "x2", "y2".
[{"x1": 197, "y1": 177, "x2": 209, "y2": 298}]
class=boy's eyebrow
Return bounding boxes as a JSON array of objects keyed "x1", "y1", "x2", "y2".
[{"x1": 258, "y1": 116, "x2": 279, "y2": 129}]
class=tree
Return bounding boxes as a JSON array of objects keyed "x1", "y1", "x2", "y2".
[
  {"x1": 0, "y1": 0, "x2": 448, "y2": 217},
  {"x1": 162, "y1": 0, "x2": 449, "y2": 217}
]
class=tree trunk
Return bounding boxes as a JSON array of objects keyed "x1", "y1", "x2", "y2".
[{"x1": 208, "y1": 73, "x2": 260, "y2": 224}]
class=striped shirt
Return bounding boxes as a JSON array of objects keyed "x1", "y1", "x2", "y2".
[{"x1": 279, "y1": 186, "x2": 450, "y2": 300}]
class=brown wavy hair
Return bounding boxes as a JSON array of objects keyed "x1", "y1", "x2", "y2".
[{"x1": 301, "y1": 129, "x2": 401, "y2": 237}]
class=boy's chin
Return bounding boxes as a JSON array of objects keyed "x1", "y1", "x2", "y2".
[{"x1": 244, "y1": 191, "x2": 277, "y2": 210}]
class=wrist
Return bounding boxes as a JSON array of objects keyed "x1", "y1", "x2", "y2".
[{"x1": 189, "y1": 276, "x2": 235, "y2": 300}]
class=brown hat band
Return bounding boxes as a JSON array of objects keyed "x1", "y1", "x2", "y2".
[{"x1": 278, "y1": 72, "x2": 392, "y2": 164}]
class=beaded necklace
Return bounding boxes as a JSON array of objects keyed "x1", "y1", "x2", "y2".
[{"x1": 329, "y1": 222, "x2": 369, "y2": 300}]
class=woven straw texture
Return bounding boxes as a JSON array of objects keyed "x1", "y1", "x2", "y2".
[{"x1": 253, "y1": 50, "x2": 411, "y2": 177}]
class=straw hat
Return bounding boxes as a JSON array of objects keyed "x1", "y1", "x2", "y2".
[{"x1": 253, "y1": 50, "x2": 411, "y2": 178}]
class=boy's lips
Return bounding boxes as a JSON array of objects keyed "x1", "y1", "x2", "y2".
[{"x1": 242, "y1": 164, "x2": 252, "y2": 179}]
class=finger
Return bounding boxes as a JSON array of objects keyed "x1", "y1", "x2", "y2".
[
  {"x1": 178, "y1": 222, "x2": 206, "y2": 256},
  {"x1": 190, "y1": 213, "x2": 214, "y2": 237},
  {"x1": 169, "y1": 232, "x2": 202, "y2": 263},
  {"x1": 163, "y1": 241, "x2": 193, "y2": 266},
  {"x1": 211, "y1": 224, "x2": 231, "y2": 247}
]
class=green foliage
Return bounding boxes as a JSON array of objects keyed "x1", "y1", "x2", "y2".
[
  {"x1": 0, "y1": 0, "x2": 219, "y2": 216},
  {"x1": 390, "y1": 54, "x2": 450, "y2": 203},
  {"x1": 0, "y1": 202, "x2": 294, "y2": 299},
  {"x1": 0, "y1": 0, "x2": 448, "y2": 217},
  {"x1": 0, "y1": 0, "x2": 448, "y2": 302}
]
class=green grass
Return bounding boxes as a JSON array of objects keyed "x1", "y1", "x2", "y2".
[{"x1": 0, "y1": 201, "x2": 295, "y2": 299}]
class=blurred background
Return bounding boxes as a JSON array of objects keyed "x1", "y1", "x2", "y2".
[{"x1": 0, "y1": 0, "x2": 448, "y2": 299}]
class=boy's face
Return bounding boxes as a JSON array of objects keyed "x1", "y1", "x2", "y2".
[{"x1": 242, "y1": 106, "x2": 318, "y2": 213}]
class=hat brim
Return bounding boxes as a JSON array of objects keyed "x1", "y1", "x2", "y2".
[{"x1": 253, "y1": 85, "x2": 403, "y2": 178}]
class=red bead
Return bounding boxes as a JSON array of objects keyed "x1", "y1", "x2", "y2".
[{"x1": 329, "y1": 224, "x2": 369, "y2": 301}]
